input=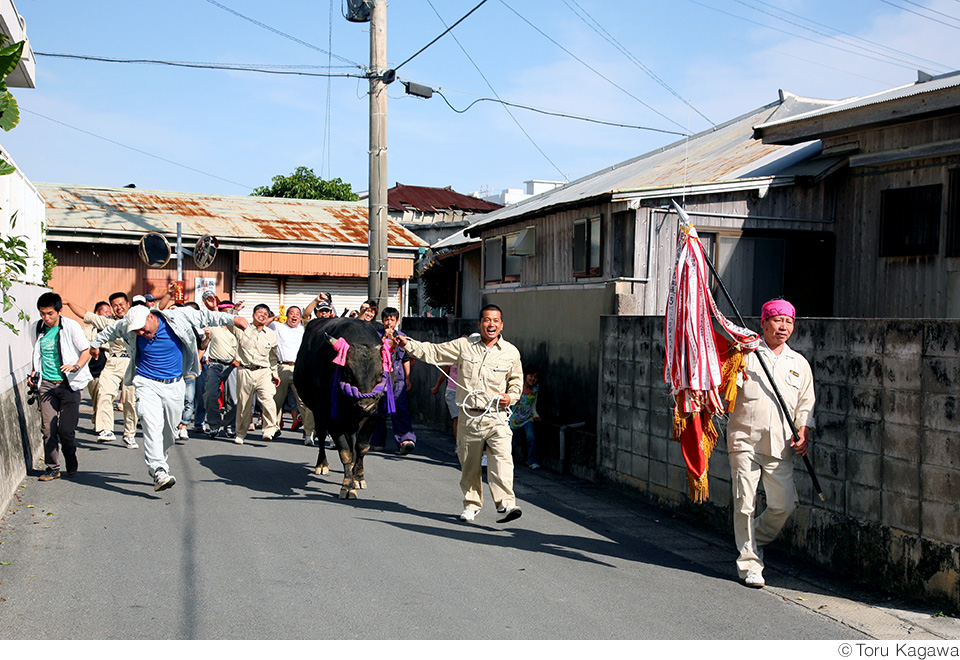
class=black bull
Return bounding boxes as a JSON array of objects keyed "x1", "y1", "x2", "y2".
[{"x1": 293, "y1": 317, "x2": 387, "y2": 499}]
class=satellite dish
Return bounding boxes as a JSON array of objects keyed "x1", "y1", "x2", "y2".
[
  {"x1": 194, "y1": 235, "x2": 219, "y2": 269},
  {"x1": 139, "y1": 233, "x2": 171, "y2": 268}
]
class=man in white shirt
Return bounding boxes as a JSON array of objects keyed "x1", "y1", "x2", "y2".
[
  {"x1": 727, "y1": 298, "x2": 815, "y2": 589},
  {"x1": 269, "y1": 306, "x2": 315, "y2": 444},
  {"x1": 30, "y1": 292, "x2": 93, "y2": 481}
]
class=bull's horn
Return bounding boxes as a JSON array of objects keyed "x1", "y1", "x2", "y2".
[{"x1": 325, "y1": 332, "x2": 337, "y2": 347}]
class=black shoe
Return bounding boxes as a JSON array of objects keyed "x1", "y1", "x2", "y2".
[
  {"x1": 398, "y1": 440, "x2": 416, "y2": 455},
  {"x1": 38, "y1": 468, "x2": 61, "y2": 482}
]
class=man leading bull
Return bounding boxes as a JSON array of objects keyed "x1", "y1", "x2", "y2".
[
  {"x1": 727, "y1": 298, "x2": 815, "y2": 588},
  {"x1": 391, "y1": 304, "x2": 524, "y2": 524}
]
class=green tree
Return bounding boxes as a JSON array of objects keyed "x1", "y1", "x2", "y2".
[
  {"x1": 252, "y1": 166, "x2": 360, "y2": 201},
  {"x1": 418, "y1": 256, "x2": 458, "y2": 313}
]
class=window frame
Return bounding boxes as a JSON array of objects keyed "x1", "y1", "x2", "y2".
[
  {"x1": 573, "y1": 215, "x2": 602, "y2": 278},
  {"x1": 879, "y1": 184, "x2": 942, "y2": 257}
]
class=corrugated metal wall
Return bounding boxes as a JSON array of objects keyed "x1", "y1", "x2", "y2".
[
  {"x1": 48, "y1": 242, "x2": 235, "y2": 321},
  {"x1": 234, "y1": 274, "x2": 403, "y2": 320}
]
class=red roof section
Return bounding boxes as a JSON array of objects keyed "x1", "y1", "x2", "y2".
[{"x1": 388, "y1": 183, "x2": 502, "y2": 214}]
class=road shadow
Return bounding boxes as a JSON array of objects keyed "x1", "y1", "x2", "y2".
[
  {"x1": 61, "y1": 470, "x2": 160, "y2": 500},
  {"x1": 195, "y1": 453, "x2": 311, "y2": 497}
]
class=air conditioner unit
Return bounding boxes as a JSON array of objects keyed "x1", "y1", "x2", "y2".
[{"x1": 508, "y1": 227, "x2": 536, "y2": 256}]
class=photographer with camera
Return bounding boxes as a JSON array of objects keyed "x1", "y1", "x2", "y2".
[{"x1": 30, "y1": 292, "x2": 93, "y2": 482}]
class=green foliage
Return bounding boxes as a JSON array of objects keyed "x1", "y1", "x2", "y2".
[
  {"x1": 252, "y1": 166, "x2": 360, "y2": 201},
  {"x1": 418, "y1": 256, "x2": 458, "y2": 313},
  {"x1": 1, "y1": 212, "x2": 29, "y2": 332},
  {"x1": 0, "y1": 37, "x2": 29, "y2": 334},
  {"x1": 0, "y1": 39, "x2": 22, "y2": 133},
  {"x1": 42, "y1": 249, "x2": 57, "y2": 287}
]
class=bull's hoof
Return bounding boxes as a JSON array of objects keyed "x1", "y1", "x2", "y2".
[
  {"x1": 339, "y1": 487, "x2": 358, "y2": 500},
  {"x1": 314, "y1": 465, "x2": 330, "y2": 475},
  {"x1": 356, "y1": 479, "x2": 367, "y2": 489}
]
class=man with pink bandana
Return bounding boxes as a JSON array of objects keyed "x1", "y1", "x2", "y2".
[{"x1": 727, "y1": 298, "x2": 815, "y2": 589}]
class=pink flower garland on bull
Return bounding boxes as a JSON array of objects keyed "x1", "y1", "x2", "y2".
[{"x1": 293, "y1": 316, "x2": 396, "y2": 499}]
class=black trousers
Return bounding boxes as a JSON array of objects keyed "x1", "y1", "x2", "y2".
[{"x1": 39, "y1": 380, "x2": 81, "y2": 472}]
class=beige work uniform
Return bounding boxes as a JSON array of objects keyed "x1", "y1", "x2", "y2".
[
  {"x1": 405, "y1": 334, "x2": 523, "y2": 512},
  {"x1": 727, "y1": 341, "x2": 816, "y2": 579},
  {"x1": 84, "y1": 311, "x2": 137, "y2": 437},
  {"x1": 83, "y1": 323, "x2": 101, "y2": 421},
  {"x1": 232, "y1": 324, "x2": 280, "y2": 440}
]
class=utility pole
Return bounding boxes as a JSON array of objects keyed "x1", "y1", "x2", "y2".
[{"x1": 367, "y1": 0, "x2": 389, "y2": 310}]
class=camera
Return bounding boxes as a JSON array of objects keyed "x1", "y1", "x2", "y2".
[{"x1": 26, "y1": 375, "x2": 39, "y2": 406}]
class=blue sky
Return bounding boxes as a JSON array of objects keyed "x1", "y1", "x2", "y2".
[{"x1": 2, "y1": 0, "x2": 958, "y2": 198}]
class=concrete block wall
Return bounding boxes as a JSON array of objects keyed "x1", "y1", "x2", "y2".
[{"x1": 598, "y1": 315, "x2": 960, "y2": 607}]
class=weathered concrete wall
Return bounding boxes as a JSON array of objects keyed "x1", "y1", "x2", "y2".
[
  {"x1": 484, "y1": 287, "x2": 611, "y2": 428},
  {"x1": 598, "y1": 315, "x2": 960, "y2": 607},
  {"x1": 0, "y1": 282, "x2": 46, "y2": 513},
  {"x1": 403, "y1": 316, "x2": 599, "y2": 480}
]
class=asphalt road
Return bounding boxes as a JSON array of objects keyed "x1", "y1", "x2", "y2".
[{"x1": 0, "y1": 408, "x2": 955, "y2": 640}]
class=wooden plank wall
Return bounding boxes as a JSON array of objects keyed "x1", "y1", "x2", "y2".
[{"x1": 825, "y1": 114, "x2": 960, "y2": 318}]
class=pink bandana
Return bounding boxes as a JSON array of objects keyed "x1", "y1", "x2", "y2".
[
  {"x1": 332, "y1": 337, "x2": 350, "y2": 366},
  {"x1": 761, "y1": 299, "x2": 796, "y2": 322}
]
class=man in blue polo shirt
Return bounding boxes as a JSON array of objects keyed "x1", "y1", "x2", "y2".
[{"x1": 91, "y1": 304, "x2": 247, "y2": 491}]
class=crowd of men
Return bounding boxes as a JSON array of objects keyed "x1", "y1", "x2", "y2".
[
  {"x1": 29, "y1": 285, "x2": 817, "y2": 578},
  {"x1": 28, "y1": 286, "x2": 423, "y2": 491}
]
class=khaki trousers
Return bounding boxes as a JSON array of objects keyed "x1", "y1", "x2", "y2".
[
  {"x1": 457, "y1": 413, "x2": 516, "y2": 512},
  {"x1": 87, "y1": 377, "x2": 100, "y2": 421},
  {"x1": 95, "y1": 356, "x2": 137, "y2": 437},
  {"x1": 236, "y1": 367, "x2": 279, "y2": 439},
  {"x1": 730, "y1": 449, "x2": 798, "y2": 579},
  {"x1": 274, "y1": 364, "x2": 314, "y2": 436}
]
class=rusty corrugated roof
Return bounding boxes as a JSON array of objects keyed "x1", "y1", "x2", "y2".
[
  {"x1": 388, "y1": 183, "x2": 502, "y2": 214},
  {"x1": 38, "y1": 184, "x2": 428, "y2": 249}
]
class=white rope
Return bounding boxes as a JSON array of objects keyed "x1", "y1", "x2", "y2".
[{"x1": 431, "y1": 362, "x2": 513, "y2": 421}]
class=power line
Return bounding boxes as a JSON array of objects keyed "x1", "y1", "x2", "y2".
[
  {"x1": 34, "y1": 52, "x2": 366, "y2": 77},
  {"x1": 732, "y1": 0, "x2": 951, "y2": 70},
  {"x1": 612, "y1": 0, "x2": 896, "y2": 86},
  {"x1": 500, "y1": 1, "x2": 689, "y2": 132},
  {"x1": 562, "y1": 0, "x2": 714, "y2": 126},
  {"x1": 432, "y1": 88, "x2": 690, "y2": 136},
  {"x1": 685, "y1": 0, "x2": 944, "y2": 70},
  {"x1": 746, "y1": 0, "x2": 955, "y2": 72},
  {"x1": 202, "y1": 0, "x2": 364, "y2": 69},
  {"x1": 23, "y1": 108, "x2": 255, "y2": 191},
  {"x1": 887, "y1": 0, "x2": 960, "y2": 24},
  {"x1": 877, "y1": 0, "x2": 960, "y2": 30},
  {"x1": 392, "y1": 0, "x2": 492, "y2": 74},
  {"x1": 424, "y1": 0, "x2": 567, "y2": 181}
]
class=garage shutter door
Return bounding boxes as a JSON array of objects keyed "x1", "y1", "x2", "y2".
[
  {"x1": 234, "y1": 275, "x2": 281, "y2": 321},
  {"x1": 283, "y1": 276, "x2": 402, "y2": 318}
]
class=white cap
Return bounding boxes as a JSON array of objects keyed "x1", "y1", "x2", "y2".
[
  {"x1": 125, "y1": 305, "x2": 152, "y2": 332},
  {"x1": 132, "y1": 295, "x2": 146, "y2": 303}
]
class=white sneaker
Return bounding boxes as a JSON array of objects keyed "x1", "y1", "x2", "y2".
[
  {"x1": 744, "y1": 571, "x2": 765, "y2": 588},
  {"x1": 496, "y1": 505, "x2": 523, "y2": 523},
  {"x1": 304, "y1": 434, "x2": 316, "y2": 446},
  {"x1": 459, "y1": 509, "x2": 478, "y2": 522},
  {"x1": 153, "y1": 468, "x2": 176, "y2": 492},
  {"x1": 97, "y1": 430, "x2": 116, "y2": 443},
  {"x1": 234, "y1": 437, "x2": 244, "y2": 445},
  {"x1": 178, "y1": 427, "x2": 188, "y2": 440},
  {"x1": 122, "y1": 435, "x2": 138, "y2": 449}
]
